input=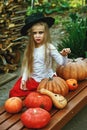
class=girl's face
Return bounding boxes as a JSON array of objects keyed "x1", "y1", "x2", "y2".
[{"x1": 32, "y1": 24, "x2": 45, "y2": 47}]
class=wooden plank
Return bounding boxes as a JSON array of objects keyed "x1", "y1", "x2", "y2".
[
  {"x1": 0, "y1": 112, "x2": 12, "y2": 124},
  {"x1": 40, "y1": 87, "x2": 87, "y2": 130},
  {"x1": 14, "y1": 87, "x2": 87, "y2": 130},
  {"x1": 0, "y1": 73, "x2": 17, "y2": 86},
  {"x1": 0, "y1": 80, "x2": 87, "y2": 130},
  {"x1": 8, "y1": 120, "x2": 24, "y2": 130},
  {"x1": 0, "y1": 113, "x2": 21, "y2": 129}
]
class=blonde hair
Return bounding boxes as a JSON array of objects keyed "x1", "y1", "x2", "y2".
[{"x1": 21, "y1": 22, "x2": 52, "y2": 76}]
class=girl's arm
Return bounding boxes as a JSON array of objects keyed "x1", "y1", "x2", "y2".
[
  {"x1": 20, "y1": 80, "x2": 28, "y2": 90},
  {"x1": 60, "y1": 48, "x2": 71, "y2": 56},
  {"x1": 20, "y1": 67, "x2": 28, "y2": 90},
  {"x1": 49, "y1": 44, "x2": 71, "y2": 65},
  {"x1": 22, "y1": 67, "x2": 28, "y2": 81}
]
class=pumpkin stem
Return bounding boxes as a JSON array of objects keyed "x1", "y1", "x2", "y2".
[
  {"x1": 48, "y1": 77, "x2": 53, "y2": 80},
  {"x1": 72, "y1": 58, "x2": 76, "y2": 62}
]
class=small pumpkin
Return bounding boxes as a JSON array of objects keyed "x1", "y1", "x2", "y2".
[
  {"x1": 24, "y1": 92, "x2": 52, "y2": 111},
  {"x1": 66, "y1": 79, "x2": 78, "y2": 91},
  {"x1": 56, "y1": 58, "x2": 87, "y2": 81},
  {"x1": 37, "y1": 77, "x2": 69, "y2": 96},
  {"x1": 21, "y1": 108, "x2": 51, "y2": 129},
  {"x1": 4, "y1": 97, "x2": 23, "y2": 113}
]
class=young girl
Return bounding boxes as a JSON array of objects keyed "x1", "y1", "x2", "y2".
[{"x1": 9, "y1": 13, "x2": 71, "y2": 97}]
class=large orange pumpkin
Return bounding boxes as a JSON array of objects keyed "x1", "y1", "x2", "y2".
[
  {"x1": 56, "y1": 58, "x2": 87, "y2": 81},
  {"x1": 37, "y1": 77, "x2": 69, "y2": 96},
  {"x1": 4, "y1": 97, "x2": 23, "y2": 113}
]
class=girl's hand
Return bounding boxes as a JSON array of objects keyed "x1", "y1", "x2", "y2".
[
  {"x1": 20, "y1": 80, "x2": 28, "y2": 90},
  {"x1": 60, "y1": 48, "x2": 71, "y2": 56}
]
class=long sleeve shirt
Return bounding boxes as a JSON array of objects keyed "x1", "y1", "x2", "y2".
[{"x1": 22, "y1": 44, "x2": 67, "y2": 82}]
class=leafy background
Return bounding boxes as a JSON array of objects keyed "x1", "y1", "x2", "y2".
[{"x1": 26, "y1": 0, "x2": 87, "y2": 58}]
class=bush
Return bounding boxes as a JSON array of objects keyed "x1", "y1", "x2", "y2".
[{"x1": 57, "y1": 13, "x2": 87, "y2": 58}]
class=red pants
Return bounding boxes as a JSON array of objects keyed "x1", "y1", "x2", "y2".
[{"x1": 9, "y1": 77, "x2": 39, "y2": 97}]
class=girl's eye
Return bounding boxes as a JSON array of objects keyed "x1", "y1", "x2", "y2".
[
  {"x1": 32, "y1": 31, "x2": 44, "y2": 35},
  {"x1": 33, "y1": 32, "x2": 36, "y2": 35},
  {"x1": 39, "y1": 31, "x2": 44, "y2": 34}
]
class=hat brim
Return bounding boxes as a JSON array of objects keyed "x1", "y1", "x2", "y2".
[{"x1": 21, "y1": 17, "x2": 55, "y2": 36}]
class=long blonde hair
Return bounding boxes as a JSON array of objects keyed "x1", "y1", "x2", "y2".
[{"x1": 21, "y1": 22, "x2": 52, "y2": 76}]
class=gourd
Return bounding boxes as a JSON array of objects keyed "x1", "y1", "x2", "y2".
[
  {"x1": 56, "y1": 58, "x2": 87, "y2": 81},
  {"x1": 37, "y1": 76, "x2": 69, "y2": 96},
  {"x1": 21, "y1": 107, "x2": 51, "y2": 129},
  {"x1": 38, "y1": 88, "x2": 67, "y2": 109},
  {"x1": 4, "y1": 97, "x2": 23, "y2": 113},
  {"x1": 24, "y1": 92, "x2": 52, "y2": 111}
]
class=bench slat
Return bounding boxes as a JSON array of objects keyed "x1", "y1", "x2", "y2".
[
  {"x1": 17, "y1": 87, "x2": 87, "y2": 130},
  {"x1": 0, "y1": 112, "x2": 12, "y2": 124},
  {"x1": 0, "y1": 79, "x2": 87, "y2": 130},
  {"x1": 8, "y1": 120, "x2": 24, "y2": 130},
  {"x1": 40, "y1": 87, "x2": 87, "y2": 130},
  {"x1": 0, "y1": 113, "x2": 21, "y2": 129}
]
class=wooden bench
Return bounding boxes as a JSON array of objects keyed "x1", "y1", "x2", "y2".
[{"x1": 0, "y1": 79, "x2": 87, "y2": 130}]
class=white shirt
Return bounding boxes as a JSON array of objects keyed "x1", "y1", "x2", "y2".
[{"x1": 22, "y1": 44, "x2": 67, "y2": 82}]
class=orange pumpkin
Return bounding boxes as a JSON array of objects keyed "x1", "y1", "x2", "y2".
[
  {"x1": 66, "y1": 79, "x2": 78, "y2": 91},
  {"x1": 56, "y1": 58, "x2": 87, "y2": 81},
  {"x1": 37, "y1": 77, "x2": 69, "y2": 96},
  {"x1": 21, "y1": 108, "x2": 51, "y2": 129},
  {"x1": 24, "y1": 92, "x2": 52, "y2": 111},
  {"x1": 4, "y1": 97, "x2": 23, "y2": 113}
]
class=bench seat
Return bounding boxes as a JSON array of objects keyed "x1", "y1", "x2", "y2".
[{"x1": 0, "y1": 79, "x2": 87, "y2": 130}]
